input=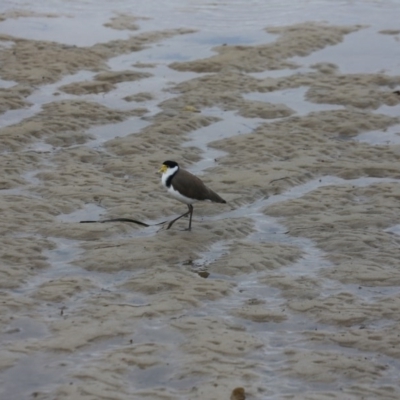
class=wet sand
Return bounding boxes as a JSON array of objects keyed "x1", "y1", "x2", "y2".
[{"x1": 1, "y1": 1, "x2": 400, "y2": 399}]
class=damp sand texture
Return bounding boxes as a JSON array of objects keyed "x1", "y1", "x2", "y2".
[{"x1": 1, "y1": 1, "x2": 400, "y2": 399}]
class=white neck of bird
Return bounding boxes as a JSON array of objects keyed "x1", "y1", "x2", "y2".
[{"x1": 161, "y1": 165, "x2": 178, "y2": 187}]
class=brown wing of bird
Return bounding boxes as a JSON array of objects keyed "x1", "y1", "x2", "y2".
[{"x1": 172, "y1": 169, "x2": 226, "y2": 203}]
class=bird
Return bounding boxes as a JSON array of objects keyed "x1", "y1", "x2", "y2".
[{"x1": 159, "y1": 160, "x2": 226, "y2": 231}]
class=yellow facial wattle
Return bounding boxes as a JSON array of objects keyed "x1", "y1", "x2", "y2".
[{"x1": 159, "y1": 165, "x2": 168, "y2": 174}]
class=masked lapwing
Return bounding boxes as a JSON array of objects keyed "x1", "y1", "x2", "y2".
[{"x1": 159, "y1": 160, "x2": 226, "y2": 231}]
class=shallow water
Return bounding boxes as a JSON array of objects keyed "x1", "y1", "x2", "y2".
[{"x1": 243, "y1": 87, "x2": 345, "y2": 116}]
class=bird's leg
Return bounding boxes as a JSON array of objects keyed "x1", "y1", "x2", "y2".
[
  {"x1": 166, "y1": 206, "x2": 190, "y2": 230},
  {"x1": 187, "y1": 204, "x2": 194, "y2": 231}
]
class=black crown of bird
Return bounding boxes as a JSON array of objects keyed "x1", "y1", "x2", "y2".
[{"x1": 159, "y1": 160, "x2": 226, "y2": 231}]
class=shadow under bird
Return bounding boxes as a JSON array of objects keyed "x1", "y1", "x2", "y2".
[{"x1": 159, "y1": 160, "x2": 226, "y2": 231}]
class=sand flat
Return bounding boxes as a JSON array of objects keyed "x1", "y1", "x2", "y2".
[{"x1": 1, "y1": 1, "x2": 400, "y2": 399}]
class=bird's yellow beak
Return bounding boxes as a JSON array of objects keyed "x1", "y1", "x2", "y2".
[{"x1": 159, "y1": 165, "x2": 168, "y2": 174}]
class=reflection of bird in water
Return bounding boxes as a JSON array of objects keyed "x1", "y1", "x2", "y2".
[
  {"x1": 159, "y1": 160, "x2": 226, "y2": 231},
  {"x1": 230, "y1": 387, "x2": 246, "y2": 400}
]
